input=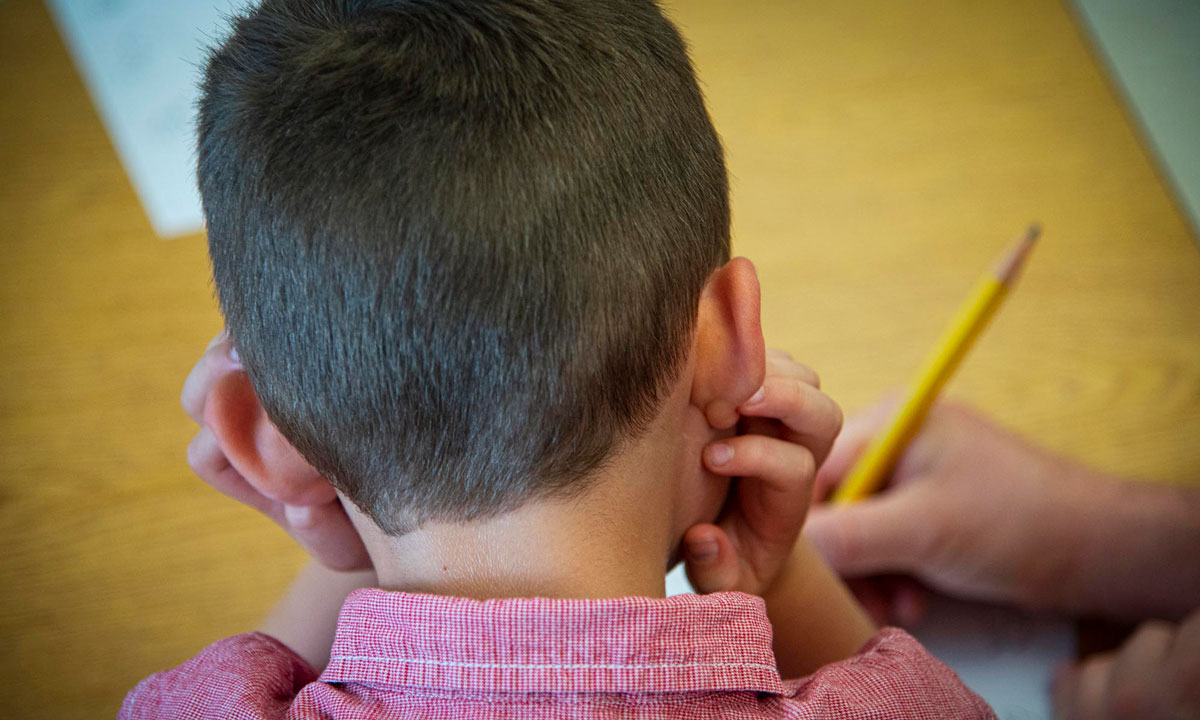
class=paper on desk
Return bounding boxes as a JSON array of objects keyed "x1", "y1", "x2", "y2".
[
  {"x1": 666, "y1": 565, "x2": 1074, "y2": 720},
  {"x1": 46, "y1": 0, "x2": 242, "y2": 237}
]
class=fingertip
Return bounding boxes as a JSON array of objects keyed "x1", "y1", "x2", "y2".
[
  {"x1": 205, "y1": 330, "x2": 228, "y2": 351},
  {"x1": 683, "y1": 526, "x2": 738, "y2": 594},
  {"x1": 283, "y1": 503, "x2": 316, "y2": 530},
  {"x1": 685, "y1": 536, "x2": 720, "y2": 565},
  {"x1": 186, "y1": 426, "x2": 230, "y2": 478},
  {"x1": 682, "y1": 523, "x2": 722, "y2": 552},
  {"x1": 740, "y1": 385, "x2": 766, "y2": 409},
  {"x1": 704, "y1": 442, "x2": 734, "y2": 467}
]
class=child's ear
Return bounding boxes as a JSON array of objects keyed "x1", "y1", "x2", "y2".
[
  {"x1": 691, "y1": 256, "x2": 766, "y2": 429},
  {"x1": 203, "y1": 371, "x2": 337, "y2": 507}
]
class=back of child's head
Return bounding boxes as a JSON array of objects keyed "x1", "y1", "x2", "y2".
[{"x1": 198, "y1": 0, "x2": 729, "y2": 534}]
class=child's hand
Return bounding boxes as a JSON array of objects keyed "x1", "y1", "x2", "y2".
[
  {"x1": 683, "y1": 349, "x2": 842, "y2": 596},
  {"x1": 181, "y1": 332, "x2": 372, "y2": 571}
]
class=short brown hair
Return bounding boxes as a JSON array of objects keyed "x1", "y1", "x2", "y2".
[{"x1": 197, "y1": 0, "x2": 730, "y2": 534}]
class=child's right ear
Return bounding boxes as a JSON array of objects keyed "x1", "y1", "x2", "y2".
[
  {"x1": 203, "y1": 371, "x2": 338, "y2": 507},
  {"x1": 690, "y1": 257, "x2": 767, "y2": 429}
]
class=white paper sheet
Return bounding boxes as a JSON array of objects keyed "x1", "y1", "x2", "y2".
[
  {"x1": 46, "y1": 0, "x2": 243, "y2": 237},
  {"x1": 666, "y1": 565, "x2": 1074, "y2": 719}
]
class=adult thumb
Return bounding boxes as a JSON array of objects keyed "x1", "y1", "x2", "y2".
[{"x1": 803, "y1": 499, "x2": 924, "y2": 578}]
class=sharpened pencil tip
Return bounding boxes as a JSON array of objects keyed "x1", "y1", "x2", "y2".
[
  {"x1": 1024, "y1": 223, "x2": 1042, "y2": 244},
  {"x1": 995, "y1": 225, "x2": 1040, "y2": 283}
]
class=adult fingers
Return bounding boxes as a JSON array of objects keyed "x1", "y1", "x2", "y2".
[
  {"x1": 813, "y1": 396, "x2": 900, "y2": 502},
  {"x1": 843, "y1": 577, "x2": 928, "y2": 627},
  {"x1": 891, "y1": 577, "x2": 929, "y2": 626},
  {"x1": 1054, "y1": 654, "x2": 1115, "y2": 720},
  {"x1": 682, "y1": 524, "x2": 742, "y2": 594},
  {"x1": 736, "y1": 375, "x2": 842, "y2": 467},
  {"x1": 283, "y1": 501, "x2": 374, "y2": 572},
  {"x1": 1166, "y1": 610, "x2": 1200, "y2": 714},
  {"x1": 844, "y1": 578, "x2": 892, "y2": 627},
  {"x1": 1103, "y1": 620, "x2": 1173, "y2": 719},
  {"x1": 803, "y1": 497, "x2": 929, "y2": 578},
  {"x1": 181, "y1": 332, "x2": 240, "y2": 424}
]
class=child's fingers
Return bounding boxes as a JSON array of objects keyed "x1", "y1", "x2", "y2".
[
  {"x1": 765, "y1": 348, "x2": 820, "y2": 388},
  {"x1": 682, "y1": 524, "x2": 742, "y2": 594},
  {"x1": 187, "y1": 427, "x2": 275, "y2": 516},
  {"x1": 181, "y1": 332, "x2": 240, "y2": 424},
  {"x1": 704, "y1": 434, "x2": 816, "y2": 505},
  {"x1": 189, "y1": 427, "x2": 372, "y2": 571},
  {"x1": 704, "y1": 434, "x2": 814, "y2": 554},
  {"x1": 736, "y1": 375, "x2": 842, "y2": 467},
  {"x1": 283, "y1": 501, "x2": 374, "y2": 572}
]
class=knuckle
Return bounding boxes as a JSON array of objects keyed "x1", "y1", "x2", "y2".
[
  {"x1": 1141, "y1": 619, "x2": 1175, "y2": 637},
  {"x1": 786, "y1": 377, "x2": 807, "y2": 413},
  {"x1": 1133, "y1": 620, "x2": 1176, "y2": 649},
  {"x1": 827, "y1": 402, "x2": 844, "y2": 439},
  {"x1": 795, "y1": 446, "x2": 816, "y2": 480}
]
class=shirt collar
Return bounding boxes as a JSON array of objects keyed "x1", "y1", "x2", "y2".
[{"x1": 321, "y1": 588, "x2": 784, "y2": 695}]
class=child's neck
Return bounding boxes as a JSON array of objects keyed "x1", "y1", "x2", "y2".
[
  {"x1": 351, "y1": 376, "x2": 718, "y2": 600},
  {"x1": 367, "y1": 487, "x2": 676, "y2": 599}
]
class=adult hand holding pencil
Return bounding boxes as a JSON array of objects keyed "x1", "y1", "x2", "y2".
[
  {"x1": 831, "y1": 225, "x2": 1041, "y2": 505},
  {"x1": 808, "y1": 224, "x2": 1200, "y2": 719}
]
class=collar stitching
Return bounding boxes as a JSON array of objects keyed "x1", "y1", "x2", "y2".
[{"x1": 329, "y1": 655, "x2": 779, "y2": 673}]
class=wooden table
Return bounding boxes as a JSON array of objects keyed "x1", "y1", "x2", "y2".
[{"x1": 2, "y1": 0, "x2": 1197, "y2": 715}]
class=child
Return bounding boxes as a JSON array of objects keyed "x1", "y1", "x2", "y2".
[{"x1": 125, "y1": 0, "x2": 994, "y2": 717}]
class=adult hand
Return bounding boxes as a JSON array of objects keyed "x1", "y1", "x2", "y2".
[
  {"x1": 683, "y1": 349, "x2": 843, "y2": 596},
  {"x1": 181, "y1": 332, "x2": 372, "y2": 571},
  {"x1": 1054, "y1": 608, "x2": 1200, "y2": 720},
  {"x1": 804, "y1": 400, "x2": 1087, "y2": 623}
]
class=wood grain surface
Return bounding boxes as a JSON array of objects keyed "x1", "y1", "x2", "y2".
[{"x1": 2, "y1": 0, "x2": 1197, "y2": 716}]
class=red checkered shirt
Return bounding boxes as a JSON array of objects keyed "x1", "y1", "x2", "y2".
[{"x1": 121, "y1": 589, "x2": 995, "y2": 719}]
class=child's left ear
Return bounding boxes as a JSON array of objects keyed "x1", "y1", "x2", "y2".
[
  {"x1": 690, "y1": 257, "x2": 767, "y2": 429},
  {"x1": 203, "y1": 370, "x2": 338, "y2": 507}
]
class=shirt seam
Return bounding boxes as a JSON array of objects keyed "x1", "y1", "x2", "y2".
[
  {"x1": 322, "y1": 682, "x2": 767, "y2": 705},
  {"x1": 328, "y1": 655, "x2": 780, "y2": 673}
]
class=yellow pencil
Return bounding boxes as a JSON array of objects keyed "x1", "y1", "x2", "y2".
[{"x1": 831, "y1": 225, "x2": 1041, "y2": 505}]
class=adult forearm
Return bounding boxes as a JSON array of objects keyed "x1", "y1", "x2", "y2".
[
  {"x1": 763, "y1": 537, "x2": 876, "y2": 678},
  {"x1": 259, "y1": 560, "x2": 378, "y2": 670},
  {"x1": 1045, "y1": 471, "x2": 1200, "y2": 621}
]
